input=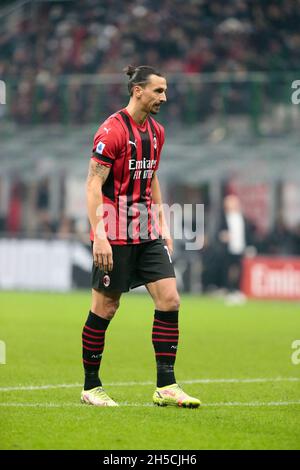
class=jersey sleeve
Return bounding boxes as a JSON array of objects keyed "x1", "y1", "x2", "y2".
[
  {"x1": 155, "y1": 123, "x2": 165, "y2": 171},
  {"x1": 91, "y1": 118, "x2": 123, "y2": 167}
]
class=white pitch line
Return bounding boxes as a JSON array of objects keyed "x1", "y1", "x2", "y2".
[
  {"x1": 0, "y1": 377, "x2": 299, "y2": 392},
  {"x1": 0, "y1": 401, "x2": 300, "y2": 408},
  {"x1": 0, "y1": 383, "x2": 83, "y2": 392},
  {"x1": 204, "y1": 401, "x2": 300, "y2": 407}
]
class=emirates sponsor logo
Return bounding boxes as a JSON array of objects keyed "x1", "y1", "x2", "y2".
[
  {"x1": 129, "y1": 158, "x2": 156, "y2": 170},
  {"x1": 129, "y1": 158, "x2": 157, "y2": 180},
  {"x1": 251, "y1": 264, "x2": 300, "y2": 297}
]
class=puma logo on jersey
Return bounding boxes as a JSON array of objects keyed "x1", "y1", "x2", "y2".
[
  {"x1": 129, "y1": 140, "x2": 137, "y2": 148},
  {"x1": 103, "y1": 127, "x2": 111, "y2": 134}
]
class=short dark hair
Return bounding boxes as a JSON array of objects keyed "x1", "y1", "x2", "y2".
[{"x1": 124, "y1": 65, "x2": 163, "y2": 96}]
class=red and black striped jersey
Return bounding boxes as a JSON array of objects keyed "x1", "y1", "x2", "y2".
[{"x1": 90, "y1": 108, "x2": 165, "y2": 245}]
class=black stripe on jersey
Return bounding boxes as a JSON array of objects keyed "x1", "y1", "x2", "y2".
[
  {"x1": 148, "y1": 117, "x2": 158, "y2": 162},
  {"x1": 114, "y1": 112, "x2": 130, "y2": 201},
  {"x1": 112, "y1": 112, "x2": 130, "y2": 231},
  {"x1": 147, "y1": 118, "x2": 159, "y2": 241},
  {"x1": 118, "y1": 111, "x2": 137, "y2": 243},
  {"x1": 118, "y1": 112, "x2": 137, "y2": 204},
  {"x1": 92, "y1": 152, "x2": 113, "y2": 165},
  {"x1": 138, "y1": 128, "x2": 151, "y2": 241},
  {"x1": 102, "y1": 171, "x2": 115, "y2": 202}
]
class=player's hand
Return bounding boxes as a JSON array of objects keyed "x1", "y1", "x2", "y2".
[{"x1": 93, "y1": 238, "x2": 113, "y2": 272}]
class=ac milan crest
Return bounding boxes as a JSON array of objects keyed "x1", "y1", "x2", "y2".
[
  {"x1": 153, "y1": 135, "x2": 157, "y2": 150},
  {"x1": 103, "y1": 274, "x2": 111, "y2": 287}
]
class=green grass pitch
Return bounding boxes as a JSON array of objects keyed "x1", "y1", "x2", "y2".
[{"x1": 0, "y1": 291, "x2": 300, "y2": 450}]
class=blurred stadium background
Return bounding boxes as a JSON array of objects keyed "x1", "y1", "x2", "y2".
[{"x1": 1, "y1": 0, "x2": 300, "y2": 297}]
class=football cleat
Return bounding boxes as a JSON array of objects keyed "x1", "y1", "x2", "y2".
[
  {"x1": 81, "y1": 386, "x2": 119, "y2": 407},
  {"x1": 153, "y1": 383, "x2": 201, "y2": 408}
]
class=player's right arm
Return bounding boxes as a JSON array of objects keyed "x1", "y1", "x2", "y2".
[{"x1": 86, "y1": 159, "x2": 113, "y2": 272}]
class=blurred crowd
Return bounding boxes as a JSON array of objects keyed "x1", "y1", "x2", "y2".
[
  {"x1": 0, "y1": 177, "x2": 87, "y2": 241},
  {"x1": 1, "y1": 0, "x2": 299, "y2": 124},
  {"x1": 2, "y1": 0, "x2": 300, "y2": 77}
]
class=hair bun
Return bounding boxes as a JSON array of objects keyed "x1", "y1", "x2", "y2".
[{"x1": 124, "y1": 65, "x2": 137, "y2": 78}]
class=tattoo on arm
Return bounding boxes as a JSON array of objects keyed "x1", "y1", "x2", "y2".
[{"x1": 87, "y1": 160, "x2": 110, "y2": 185}]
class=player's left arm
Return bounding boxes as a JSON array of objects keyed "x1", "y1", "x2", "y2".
[{"x1": 151, "y1": 172, "x2": 173, "y2": 255}]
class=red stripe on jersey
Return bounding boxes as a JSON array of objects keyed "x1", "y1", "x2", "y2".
[
  {"x1": 131, "y1": 123, "x2": 145, "y2": 244},
  {"x1": 118, "y1": 111, "x2": 138, "y2": 243},
  {"x1": 148, "y1": 119, "x2": 160, "y2": 240},
  {"x1": 147, "y1": 123, "x2": 155, "y2": 239}
]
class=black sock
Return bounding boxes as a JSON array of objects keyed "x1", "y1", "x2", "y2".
[
  {"x1": 152, "y1": 309, "x2": 179, "y2": 388},
  {"x1": 82, "y1": 311, "x2": 110, "y2": 390}
]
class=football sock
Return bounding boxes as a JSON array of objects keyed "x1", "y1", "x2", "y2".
[
  {"x1": 152, "y1": 309, "x2": 179, "y2": 387},
  {"x1": 82, "y1": 311, "x2": 110, "y2": 390}
]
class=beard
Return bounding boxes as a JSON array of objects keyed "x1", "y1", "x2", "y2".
[{"x1": 150, "y1": 104, "x2": 161, "y2": 115}]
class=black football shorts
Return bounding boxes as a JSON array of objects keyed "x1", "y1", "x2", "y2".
[{"x1": 91, "y1": 238, "x2": 176, "y2": 292}]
